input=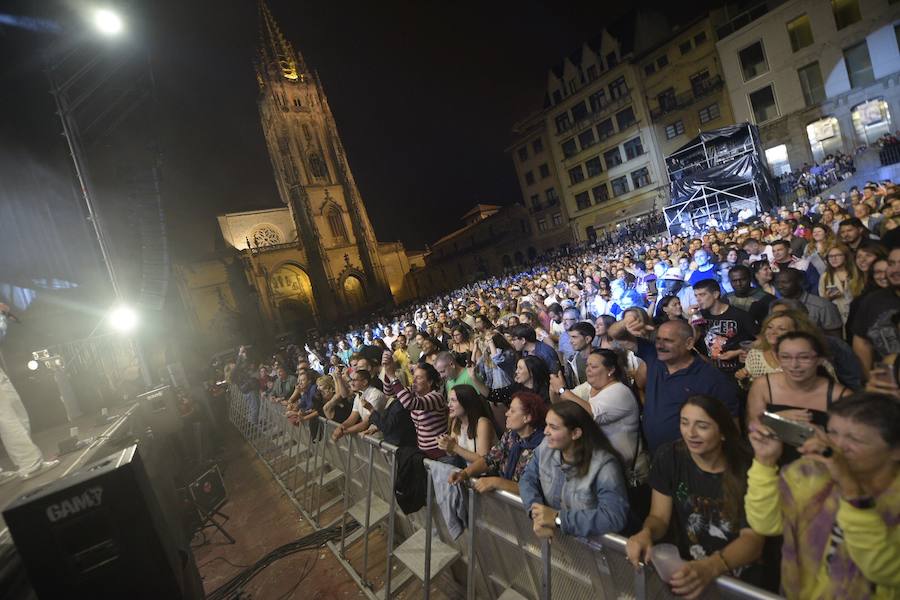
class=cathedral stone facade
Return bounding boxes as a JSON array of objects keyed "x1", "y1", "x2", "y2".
[{"x1": 175, "y1": 2, "x2": 421, "y2": 342}]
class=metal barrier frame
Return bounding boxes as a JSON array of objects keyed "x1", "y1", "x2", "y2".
[{"x1": 227, "y1": 386, "x2": 783, "y2": 600}]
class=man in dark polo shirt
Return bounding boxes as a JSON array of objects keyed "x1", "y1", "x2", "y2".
[{"x1": 612, "y1": 318, "x2": 740, "y2": 453}]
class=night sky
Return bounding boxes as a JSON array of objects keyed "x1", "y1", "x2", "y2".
[{"x1": 2, "y1": 0, "x2": 706, "y2": 266}]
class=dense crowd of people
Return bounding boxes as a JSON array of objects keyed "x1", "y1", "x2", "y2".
[
  {"x1": 221, "y1": 177, "x2": 900, "y2": 599},
  {"x1": 775, "y1": 151, "x2": 855, "y2": 200}
]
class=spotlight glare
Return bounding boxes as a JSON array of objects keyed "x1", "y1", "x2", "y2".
[
  {"x1": 108, "y1": 305, "x2": 138, "y2": 333},
  {"x1": 27, "y1": 360, "x2": 39, "y2": 371},
  {"x1": 93, "y1": 9, "x2": 123, "y2": 35}
]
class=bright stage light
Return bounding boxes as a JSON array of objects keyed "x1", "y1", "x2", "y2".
[
  {"x1": 27, "y1": 360, "x2": 39, "y2": 371},
  {"x1": 108, "y1": 305, "x2": 138, "y2": 333},
  {"x1": 93, "y1": 8, "x2": 123, "y2": 35}
]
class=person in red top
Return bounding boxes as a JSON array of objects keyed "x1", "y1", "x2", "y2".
[{"x1": 382, "y1": 352, "x2": 448, "y2": 459}]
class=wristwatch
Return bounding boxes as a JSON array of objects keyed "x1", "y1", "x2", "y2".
[{"x1": 558, "y1": 387, "x2": 567, "y2": 395}]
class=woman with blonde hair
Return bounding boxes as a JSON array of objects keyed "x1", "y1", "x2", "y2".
[
  {"x1": 819, "y1": 243, "x2": 865, "y2": 327},
  {"x1": 738, "y1": 310, "x2": 835, "y2": 382}
]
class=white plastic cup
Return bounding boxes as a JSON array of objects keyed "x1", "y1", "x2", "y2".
[{"x1": 650, "y1": 543, "x2": 686, "y2": 583}]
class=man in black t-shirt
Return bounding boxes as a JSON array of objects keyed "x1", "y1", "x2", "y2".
[
  {"x1": 693, "y1": 279, "x2": 758, "y2": 373},
  {"x1": 852, "y1": 246, "x2": 900, "y2": 376},
  {"x1": 726, "y1": 265, "x2": 774, "y2": 326}
]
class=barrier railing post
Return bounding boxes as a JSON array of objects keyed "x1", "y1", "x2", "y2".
[
  {"x1": 315, "y1": 419, "x2": 329, "y2": 525},
  {"x1": 540, "y1": 538, "x2": 551, "y2": 600},
  {"x1": 361, "y1": 443, "x2": 375, "y2": 587},
  {"x1": 339, "y1": 434, "x2": 353, "y2": 556},
  {"x1": 383, "y1": 450, "x2": 398, "y2": 600},
  {"x1": 634, "y1": 562, "x2": 646, "y2": 600},
  {"x1": 466, "y1": 486, "x2": 477, "y2": 600},
  {"x1": 423, "y1": 472, "x2": 434, "y2": 600}
]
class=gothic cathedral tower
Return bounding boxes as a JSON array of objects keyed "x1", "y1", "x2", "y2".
[{"x1": 255, "y1": 1, "x2": 392, "y2": 321}]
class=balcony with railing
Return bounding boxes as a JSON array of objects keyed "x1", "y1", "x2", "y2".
[
  {"x1": 650, "y1": 75, "x2": 724, "y2": 122},
  {"x1": 554, "y1": 88, "x2": 633, "y2": 138}
]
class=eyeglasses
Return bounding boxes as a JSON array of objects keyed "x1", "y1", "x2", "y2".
[{"x1": 776, "y1": 354, "x2": 818, "y2": 364}]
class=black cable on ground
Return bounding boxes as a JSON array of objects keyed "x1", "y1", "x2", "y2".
[{"x1": 205, "y1": 521, "x2": 358, "y2": 600}]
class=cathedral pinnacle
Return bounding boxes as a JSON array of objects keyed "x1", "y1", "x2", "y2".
[{"x1": 257, "y1": 0, "x2": 305, "y2": 82}]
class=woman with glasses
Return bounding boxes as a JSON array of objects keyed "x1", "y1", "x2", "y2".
[
  {"x1": 819, "y1": 243, "x2": 865, "y2": 327},
  {"x1": 750, "y1": 260, "x2": 776, "y2": 296},
  {"x1": 747, "y1": 331, "x2": 849, "y2": 464}
]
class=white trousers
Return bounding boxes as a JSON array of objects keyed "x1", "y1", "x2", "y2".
[{"x1": 0, "y1": 365, "x2": 43, "y2": 472}]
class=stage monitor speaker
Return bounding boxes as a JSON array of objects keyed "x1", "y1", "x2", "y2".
[
  {"x1": 136, "y1": 384, "x2": 182, "y2": 434},
  {"x1": 188, "y1": 464, "x2": 226, "y2": 515},
  {"x1": 2, "y1": 445, "x2": 202, "y2": 599}
]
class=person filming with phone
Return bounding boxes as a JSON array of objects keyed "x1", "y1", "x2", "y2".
[{"x1": 746, "y1": 392, "x2": 900, "y2": 599}]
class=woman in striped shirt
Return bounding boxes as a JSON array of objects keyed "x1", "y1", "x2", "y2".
[{"x1": 382, "y1": 352, "x2": 449, "y2": 459}]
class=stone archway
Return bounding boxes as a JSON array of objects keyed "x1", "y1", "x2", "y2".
[
  {"x1": 342, "y1": 274, "x2": 367, "y2": 312},
  {"x1": 270, "y1": 263, "x2": 316, "y2": 329}
]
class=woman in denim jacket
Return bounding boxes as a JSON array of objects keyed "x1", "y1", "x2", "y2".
[{"x1": 519, "y1": 400, "x2": 629, "y2": 539}]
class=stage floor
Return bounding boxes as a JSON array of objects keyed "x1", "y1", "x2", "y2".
[{"x1": 0, "y1": 402, "x2": 139, "y2": 539}]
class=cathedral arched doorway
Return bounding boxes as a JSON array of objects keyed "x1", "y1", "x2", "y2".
[
  {"x1": 270, "y1": 263, "x2": 316, "y2": 330},
  {"x1": 343, "y1": 274, "x2": 367, "y2": 313}
]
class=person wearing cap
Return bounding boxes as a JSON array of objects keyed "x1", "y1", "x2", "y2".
[{"x1": 658, "y1": 268, "x2": 697, "y2": 320}]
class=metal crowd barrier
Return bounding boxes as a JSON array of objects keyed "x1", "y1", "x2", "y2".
[{"x1": 227, "y1": 386, "x2": 782, "y2": 600}]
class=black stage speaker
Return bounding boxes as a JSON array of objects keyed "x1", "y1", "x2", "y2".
[
  {"x1": 2, "y1": 445, "x2": 202, "y2": 599},
  {"x1": 189, "y1": 465, "x2": 226, "y2": 515},
  {"x1": 136, "y1": 384, "x2": 182, "y2": 434}
]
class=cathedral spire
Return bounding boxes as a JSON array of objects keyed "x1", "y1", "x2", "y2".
[{"x1": 257, "y1": 0, "x2": 305, "y2": 82}]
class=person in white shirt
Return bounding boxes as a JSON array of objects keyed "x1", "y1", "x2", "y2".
[{"x1": 332, "y1": 369, "x2": 386, "y2": 441}]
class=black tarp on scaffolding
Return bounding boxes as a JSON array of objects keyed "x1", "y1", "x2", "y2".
[{"x1": 663, "y1": 123, "x2": 777, "y2": 235}]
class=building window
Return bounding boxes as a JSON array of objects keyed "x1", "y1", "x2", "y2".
[
  {"x1": 586, "y1": 64, "x2": 599, "y2": 81},
  {"x1": 679, "y1": 40, "x2": 693, "y2": 55},
  {"x1": 568, "y1": 79, "x2": 577, "y2": 94},
  {"x1": 631, "y1": 167, "x2": 651, "y2": 189},
  {"x1": 656, "y1": 55, "x2": 669, "y2": 68},
  {"x1": 690, "y1": 69, "x2": 711, "y2": 96},
  {"x1": 606, "y1": 52, "x2": 618, "y2": 69},
  {"x1": 658, "y1": 88, "x2": 676, "y2": 112},
  {"x1": 546, "y1": 187, "x2": 559, "y2": 204},
  {"x1": 644, "y1": 64, "x2": 656, "y2": 76},
  {"x1": 852, "y1": 98, "x2": 893, "y2": 145},
  {"x1": 552, "y1": 89, "x2": 563, "y2": 105},
  {"x1": 539, "y1": 163, "x2": 550, "y2": 178},
  {"x1": 844, "y1": 41, "x2": 874, "y2": 89},
  {"x1": 786, "y1": 15, "x2": 814, "y2": 52},
  {"x1": 524, "y1": 171, "x2": 535, "y2": 185},
  {"x1": 832, "y1": 0, "x2": 861, "y2": 29},
  {"x1": 698, "y1": 103, "x2": 721, "y2": 124},
  {"x1": 327, "y1": 207, "x2": 347, "y2": 240},
  {"x1": 738, "y1": 41, "x2": 768, "y2": 81},
  {"x1": 568, "y1": 166, "x2": 585, "y2": 184},
  {"x1": 588, "y1": 90, "x2": 607, "y2": 113},
  {"x1": 537, "y1": 217, "x2": 548, "y2": 231},
  {"x1": 571, "y1": 101, "x2": 588, "y2": 122},
  {"x1": 517, "y1": 146, "x2": 528, "y2": 161},
  {"x1": 616, "y1": 106, "x2": 636, "y2": 130},
  {"x1": 806, "y1": 116, "x2": 843, "y2": 162},
  {"x1": 532, "y1": 138, "x2": 543, "y2": 153},
  {"x1": 609, "y1": 76, "x2": 628, "y2": 100},
  {"x1": 578, "y1": 129, "x2": 597, "y2": 149},
  {"x1": 552, "y1": 213, "x2": 563, "y2": 226},
  {"x1": 665, "y1": 120, "x2": 685, "y2": 139},
  {"x1": 562, "y1": 138, "x2": 578, "y2": 158},
  {"x1": 555, "y1": 113, "x2": 572, "y2": 134},
  {"x1": 592, "y1": 183, "x2": 609, "y2": 203},
  {"x1": 585, "y1": 156, "x2": 603, "y2": 177},
  {"x1": 530, "y1": 194, "x2": 541, "y2": 209},
  {"x1": 604, "y1": 147, "x2": 623, "y2": 169},
  {"x1": 798, "y1": 62, "x2": 826, "y2": 106},
  {"x1": 611, "y1": 176, "x2": 629, "y2": 197},
  {"x1": 575, "y1": 192, "x2": 591, "y2": 211},
  {"x1": 597, "y1": 118, "x2": 615, "y2": 140},
  {"x1": 694, "y1": 31, "x2": 707, "y2": 46},
  {"x1": 293, "y1": 97, "x2": 302, "y2": 108},
  {"x1": 309, "y1": 153, "x2": 329, "y2": 179},
  {"x1": 749, "y1": 85, "x2": 779, "y2": 123},
  {"x1": 624, "y1": 137, "x2": 644, "y2": 160}
]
